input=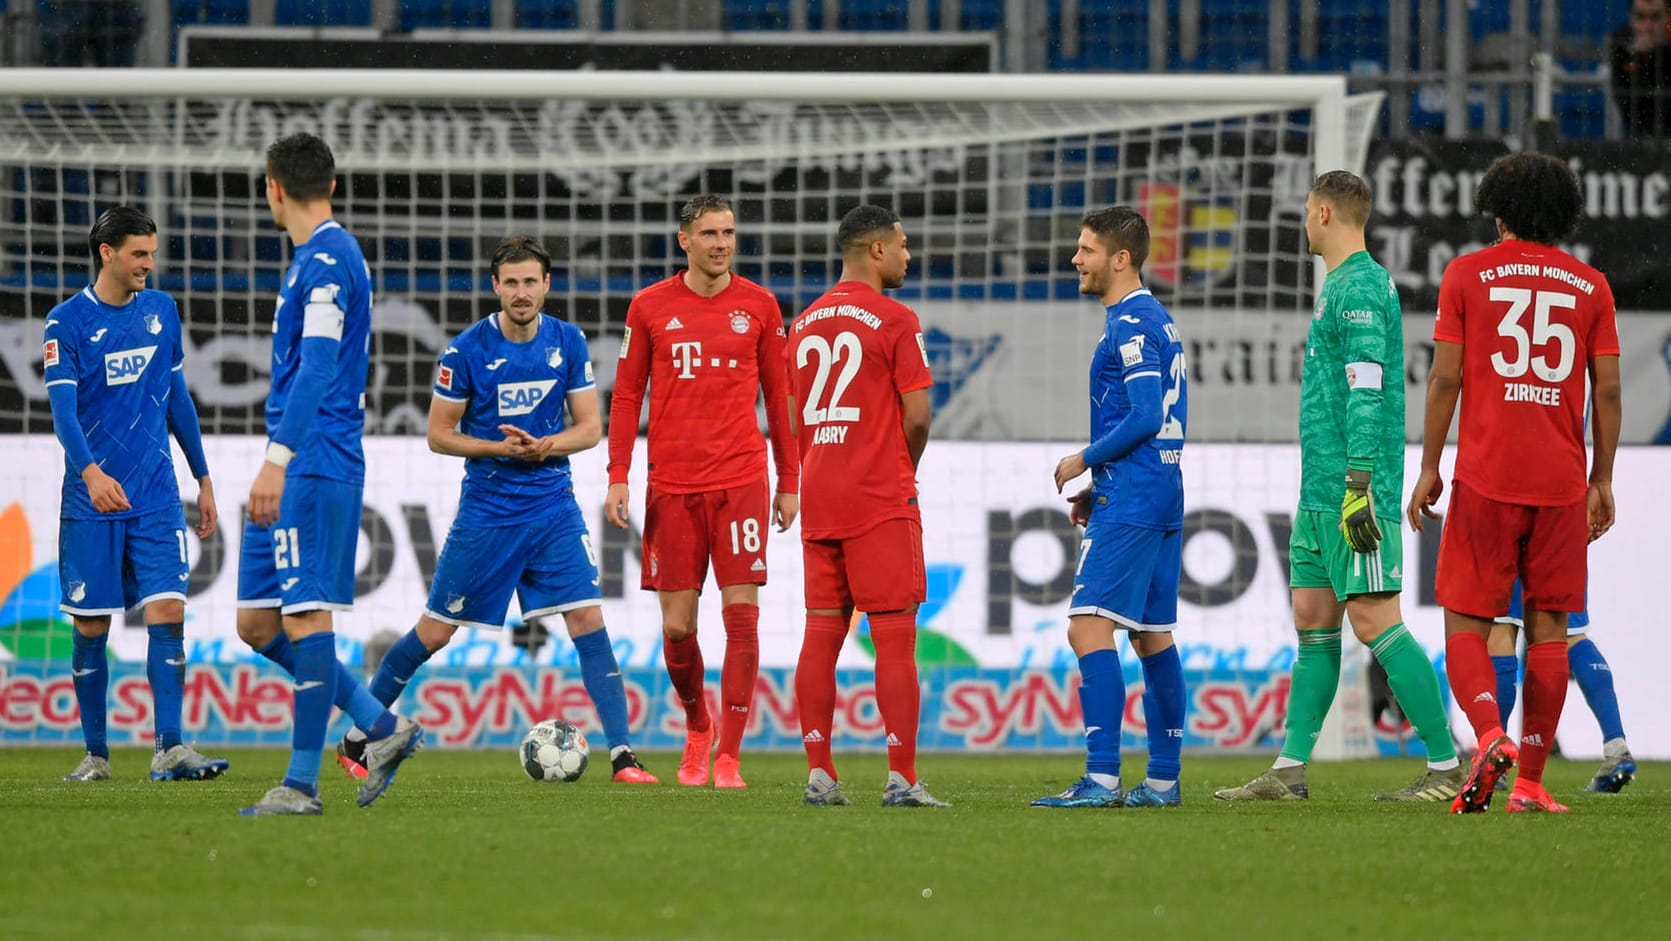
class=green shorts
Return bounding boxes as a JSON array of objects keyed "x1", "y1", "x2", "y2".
[{"x1": 1289, "y1": 509, "x2": 1403, "y2": 601}]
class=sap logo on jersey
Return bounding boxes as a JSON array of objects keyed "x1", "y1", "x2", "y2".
[
  {"x1": 497, "y1": 379, "x2": 558, "y2": 416},
  {"x1": 104, "y1": 345, "x2": 159, "y2": 386}
]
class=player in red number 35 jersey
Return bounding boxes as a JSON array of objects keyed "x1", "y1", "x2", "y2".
[
  {"x1": 1407, "y1": 153, "x2": 1623, "y2": 815},
  {"x1": 788, "y1": 205, "x2": 948, "y2": 808}
]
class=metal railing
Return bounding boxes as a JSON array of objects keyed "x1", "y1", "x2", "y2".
[{"x1": 6, "y1": 0, "x2": 1642, "y2": 142}]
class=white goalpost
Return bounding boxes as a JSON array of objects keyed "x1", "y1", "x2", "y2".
[{"x1": 0, "y1": 68, "x2": 1386, "y2": 754}]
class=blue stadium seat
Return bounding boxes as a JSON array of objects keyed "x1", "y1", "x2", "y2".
[
  {"x1": 400, "y1": 0, "x2": 491, "y2": 30},
  {"x1": 517, "y1": 0, "x2": 578, "y2": 29},
  {"x1": 172, "y1": 0, "x2": 250, "y2": 27},
  {"x1": 276, "y1": 0, "x2": 372, "y2": 26}
]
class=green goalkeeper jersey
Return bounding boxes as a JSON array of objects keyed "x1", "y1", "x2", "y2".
[{"x1": 1298, "y1": 250, "x2": 1405, "y2": 514}]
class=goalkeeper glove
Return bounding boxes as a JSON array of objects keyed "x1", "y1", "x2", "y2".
[{"x1": 1340, "y1": 467, "x2": 1383, "y2": 553}]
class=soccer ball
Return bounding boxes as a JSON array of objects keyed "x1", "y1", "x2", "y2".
[{"x1": 520, "y1": 719, "x2": 589, "y2": 783}]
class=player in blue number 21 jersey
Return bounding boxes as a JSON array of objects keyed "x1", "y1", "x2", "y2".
[
  {"x1": 336, "y1": 236, "x2": 659, "y2": 785},
  {"x1": 45, "y1": 207, "x2": 230, "y2": 784},
  {"x1": 1034, "y1": 207, "x2": 1189, "y2": 810},
  {"x1": 234, "y1": 133, "x2": 421, "y2": 816}
]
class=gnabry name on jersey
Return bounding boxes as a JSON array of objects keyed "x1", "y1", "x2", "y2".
[
  {"x1": 104, "y1": 345, "x2": 158, "y2": 386},
  {"x1": 498, "y1": 379, "x2": 558, "y2": 416}
]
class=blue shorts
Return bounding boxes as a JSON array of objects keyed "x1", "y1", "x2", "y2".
[
  {"x1": 1498, "y1": 579, "x2": 1590, "y2": 634},
  {"x1": 238, "y1": 476, "x2": 362, "y2": 615},
  {"x1": 424, "y1": 504, "x2": 601, "y2": 631},
  {"x1": 1067, "y1": 514, "x2": 1180, "y2": 632},
  {"x1": 58, "y1": 505, "x2": 189, "y2": 617}
]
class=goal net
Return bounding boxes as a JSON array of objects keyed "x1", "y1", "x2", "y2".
[{"x1": 0, "y1": 69, "x2": 1391, "y2": 755}]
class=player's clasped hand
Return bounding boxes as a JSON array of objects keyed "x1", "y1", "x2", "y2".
[
  {"x1": 1339, "y1": 468, "x2": 1382, "y2": 553},
  {"x1": 80, "y1": 464, "x2": 131, "y2": 514},
  {"x1": 498, "y1": 424, "x2": 554, "y2": 463}
]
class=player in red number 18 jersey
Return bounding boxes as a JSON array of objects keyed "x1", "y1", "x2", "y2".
[
  {"x1": 788, "y1": 205, "x2": 947, "y2": 808},
  {"x1": 605, "y1": 195, "x2": 799, "y2": 790},
  {"x1": 1407, "y1": 153, "x2": 1623, "y2": 814}
]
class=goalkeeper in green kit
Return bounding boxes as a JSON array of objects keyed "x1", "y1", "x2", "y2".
[{"x1": 1215, "y1": 171, "x2": 1462, "y2": 802}]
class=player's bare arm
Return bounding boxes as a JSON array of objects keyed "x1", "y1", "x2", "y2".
[
  {"x1": 1407, "y1": 339, "x2": 1463, "y2": 532},
  {"x1": 901, "y1": 387, "x2": 932, "y2": 470},
  {"x1": 427, "y1": 394, "x2": 520, "y2": 460},
  {"x1": 1587, "y1": 353, "x2": 1623, "y2": 541},
  {"x1": 499, "y1": 387, "x2": 604, "y2": 464}
]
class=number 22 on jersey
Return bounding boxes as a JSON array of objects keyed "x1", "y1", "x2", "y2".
[{"x1": 798, "y1": 332, "x2": 862, "y2": 445}]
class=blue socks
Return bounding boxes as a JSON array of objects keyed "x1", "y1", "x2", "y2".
[
  {"x1": 1077, "y1": 649, "x2": 1123, "y2": 779},
  {"x1": 258, "y1": 630, "x2": 394, "y2": 739},
  {"x1": 371, "y1": 629, "x2": 435, "y2": 708},
  {"x1": 71, "y1": 628, "x2": 110, "y2": 760},
  {"x1": 282, "y1": 632, "x2": 336, "y2": 796},
  {"x1": 1492, "y1": 654, "x2": 1519, "y2": 728},
  {"x1": 1139, "y1": 645, "x2": 1185, "y2": 782},
  {"x1": 146, "y1": 623, "x2": 186, "y2": 751},
  {"x1": 1568, "y1": 639, "x2": 1626, "y2": 743},
  {"x1": 574, "y1": 627, "x2": 630, "y2": 751}
]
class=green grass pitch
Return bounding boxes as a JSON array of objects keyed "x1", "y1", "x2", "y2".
[{"x1": 2, "y1": 749, "x2": 1668, "y2": 940}]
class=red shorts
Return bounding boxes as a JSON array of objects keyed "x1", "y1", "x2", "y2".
[
  {"x1": 1435, "y1": 479, "x2": 1587, "y2": 618},
  {"x1": 802, "y1": 518, "x2": 926, "y2": 613},
  {"x1": 641, "y1": 479, "x2": 771, "y2": 592}
]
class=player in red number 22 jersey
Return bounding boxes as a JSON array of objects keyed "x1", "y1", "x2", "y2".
[
  {"x1": 605, "y1": 195, "x2": 799, "y2": 790},
  {"x1": 788, "y1": 205, "x2": 949, "y2": 809},
  {"x1": 1407, "y1": 153, "x2": 1623, "y2": 815}
]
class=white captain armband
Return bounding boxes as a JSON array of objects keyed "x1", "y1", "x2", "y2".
[
  {"x1": 264, "y1": 442, "x2": 295, "y2": 468},
  {"x1": 1345, "y1": 362, "x2": 1383, "y2": 390},
  {"x1": 303, "y1": 301, "x2": 345, "y2": 341}
]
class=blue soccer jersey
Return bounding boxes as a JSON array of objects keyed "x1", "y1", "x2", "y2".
[
  {"x1": 1086, "y1": 287, "x2": 1187, "y2": 530},
  {"x1": 434, "y1": 312, "x2": 596, "y2": 528},
  {"x1": 266, "y1": 219, "x2": 372, "y2": 483},
  {"x1": 42, "y1": 287, "x2": 185, "y2": 520}
]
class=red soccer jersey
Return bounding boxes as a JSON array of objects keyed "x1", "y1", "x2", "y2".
[
  {"x1": 1434, "y1": 239, "x2": 1620, "y2": 506},
  {"x1": 607, "y1": 273, "x2": 798, "y2": 494},
  {"x1": 789, "y1": 281, "x2": 934, "y2": 540}
]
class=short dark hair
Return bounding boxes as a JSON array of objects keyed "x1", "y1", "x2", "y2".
[
  {"x1": 1080, "y1": 206, "x2": 1149, "y2": 271},
  {"x1": 837, "y1": 204, "x2": 901, "y2": 256},
  {"x1": 1311, "y1": 170, "x2": 1372, "y2": 228},
  {"x1": 88, "y1": 206, "x2": 157, "y2": 273},
  {"x1": 490, "y1": 235, "x2": 552, "y2": 279},
  {"x1": 265, "y1": 133, "x2": 337, "y2": 202},
  {"x1": 679, "y1": 194, "x2": 733, "y2": 231},
  {"x1": 1476, "y1": 152, "x2": 1583, "y2": 244}
]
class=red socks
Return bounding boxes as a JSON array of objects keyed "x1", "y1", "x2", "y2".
[
  {"x1": 795, "y1": 613, "x2": 847, "y2": 776},
  {"x1": 717, "y1": 604, "x2": 760, "y2": 760},
  {"x1": 1445, "y1": 631, "x2": 1503, "y2": 742},
  {"x1": 869, "y1": 611, "x2": 921, "y2": 783},
  {"x1": 663, "y1": 631, "x2": 710, "y2": 734},
  {"x1": 1518, "y1": 641, "x2": 1570, "y2": 786}
]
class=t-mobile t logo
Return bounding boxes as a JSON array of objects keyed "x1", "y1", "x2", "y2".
[{"x1": 671, "y1": 341, "x2": 703, "y2": 378}]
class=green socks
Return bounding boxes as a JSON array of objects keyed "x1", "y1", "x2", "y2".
[
  {"x1": 1279, "y1": 629, "x2": 1342, "y2": 764},
  {"x1": 1367, "y1": 623, "x2": 1458, "y2": 764}
]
